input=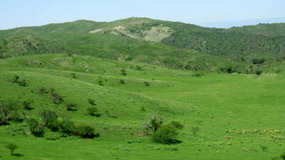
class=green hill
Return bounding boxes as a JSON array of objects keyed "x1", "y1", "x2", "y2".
[{"x1": 1, "y1": 17, "x2": 285, "y2": 61}]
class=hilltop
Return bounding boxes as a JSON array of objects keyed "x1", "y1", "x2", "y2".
[{"x1": 1, "y1": 17, "x2": 285, "y2": 61}]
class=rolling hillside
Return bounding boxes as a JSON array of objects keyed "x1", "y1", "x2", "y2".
[{"x1": 0, "y1": 54, "x2": 284, "y2": 159}]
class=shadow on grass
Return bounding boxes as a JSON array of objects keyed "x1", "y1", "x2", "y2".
[{"x1": 13, "y1": 153, "x2": 24, "y2": 157}]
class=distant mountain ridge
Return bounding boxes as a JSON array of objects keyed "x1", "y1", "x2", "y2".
[{"x1": 0, "y1": 17, "x2": 285, "y2": 73}]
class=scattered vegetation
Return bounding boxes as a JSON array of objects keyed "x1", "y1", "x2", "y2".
[{"x1": 11, "y1": 75, "x2": 27, "y2": 86}]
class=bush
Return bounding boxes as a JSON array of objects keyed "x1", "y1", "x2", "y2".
[
  {"x1": 11, "y1": 75, "x2": 27, "y2": 87},
  {"x1": 58, "y1": 118, "x2": 75, "y2": 136},
  {"x1": 98, "y1": 77, "x2": 104, "y2": 86},
  {"x1": 39, "y1": 109, "x2": 58, "y2": 125},
  {"x1": 5, "y1": 142, "x2": 18, "y2": 155},
  {"x1": 280, "y1": 152, "x2": 285, "y2": 160},
  {"x1": 121, "y1": 69, "x2": 127, "y2": 75},
  {"x1": 136, "y1": 65, "x2": 143, "y2": 70},
  {"x1": 0, "y1": 99, "x2": 19, "y2": 125},
  {"x1": 256, "y1": 70, "x2": 263, "y2": 75},
  {"x1": 144, "y1": 115, "x2": 163, "y2": 135},
  {"x1": 26, "y1": 118, "x2": 45, "y2": 137},
  {"x1": 169, "y1": 121, "x2": 184, "y2": 129},
  {"x1": 50, "y1": 93, "x2": 64, "y2": 104},
  {"x1": 88, "y1": 99, "x2": 96, "y2": 105},
  {"x1": 71, "y1": 73, "x2": 77, "y2": 78},
  {"x1": 86, "y1": 107, "x2": 101, "y2": 117},
  {"x1": 120, "y1": 79, "x2": 125, "y2": 84},
  {"x1": 75, "y1": 123, "x2": 100, "y2": 139},
  {"x1": 65, "y1": 103, "x2": 77, "y2": 112},
  {"x1": 152, "y1": 124, "x2": 180, "y2": 144},
  {"x1": 192, "y1": 126, "x2": 200, "y2": 136},
  {"x1": 38, "y1": 87, "x2": 48, "y2": 94},
  {"x1": 22, "y1": 100, "x2": 33, "y2": 110},
  {"x1": 252, "y1": 58, "x2": 265, "y2": 64},
  {"x1": 144, "y1": 81, "x2": 150, "y2": 86}
]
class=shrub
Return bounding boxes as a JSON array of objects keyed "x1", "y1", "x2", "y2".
[
  {"x1": 260, "y1": 145, "x2": 268, "y2": 152},
  {"x1": 5, "y1": 142, "x2": 18, "y2": 155},
  {"x1": 140, "y1": 106, "x2": 146, "y2": 111},
  {"x1": 120, "y1": 79, "x2": 125, "y2": 84},
  {"x1": 26, "y1": 118, "x2": 45, "y2": 137},
  {"x1": 58, "y1": 118, "x2": 75, "y2": 136},
  {"x1": 144, "y1": 115, "x2": 163, "y2": 135},
  {"x1": 71, "y1": 73, "x2": 77, "y2": 78},
  {"x1": 11, "y1": 75, "x2": 27, "y2": 86},
  {"x1": 256, "y1": 70, "x2": 263, "y2": 75},
  {"x1": 39, "y1": 109, "x2": 58, "y2": 125},
  {"x1": 75, "y1": 123, "x2": 100, "y2": 139},
  {"x1": 86, "y1": 107, "x2": 101, "y2": 117},
  {"x1": 0, "y1": 99, "x2": 19, "y2": 125},
  {"x1": 88, "y1": 99, "x2": 96, "y2": 105},
  {"x1": 280, "y1": 152, "x2": 285, "y2": 160},
  {"x1": 65, "y1": 103, "x2": 77, "y2": 112},
  {"x1": 136, "y1": 65, "x2": 143, "y2": 70},
  {"x1": 152, "y1": 124, "x2": 180, "y2": 144},
  {"x1": 144, "y1": 81, "x2": 150, "y2": 86},
  {"x1": 192, "y1": 73, "x2": 203, "y2": 77},
  {"x1": 98, "y1": 77, "x2": 104, "y2": 86},
  {"x1": 47, "y1": 119, "x2": 61, "y2": 132},
  {"x1": 192, "y1": 126, "x2": 200, "y2": 136},
  {"x1": 22, "y1": 100, "x2": 33, "y2": 110},
  {"x1": 121, "y1": 69, "x2": 127, "y2": 75},
  {"x1": 38, "y1": 87, "x2": 48, "y2": 94},
  {"x1": 169, "y1": 121, "x2": 184, "y2": 129},
  {"x1": 252, "y1": 58, "x2": 265, "y2": 64},
  {"x1": 50, "y1": 93, "x2": 64, "y2": 104}
]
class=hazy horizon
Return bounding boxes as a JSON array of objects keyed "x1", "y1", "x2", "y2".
[{"x1": 1, "y1": 0, "x2": 285, "y2": 30}]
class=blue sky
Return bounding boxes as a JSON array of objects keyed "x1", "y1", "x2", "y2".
[{"x1": 0, "y1": 0, "x2": 285, "y2": 29}]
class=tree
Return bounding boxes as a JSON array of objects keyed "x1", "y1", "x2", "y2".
[{"x1": 5, "y1": 142, "x2": 19, "y2": 155}]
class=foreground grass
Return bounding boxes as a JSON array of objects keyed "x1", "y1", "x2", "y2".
[{"x1": 0, "y1": 54, "x2": 284, "y2": 160}]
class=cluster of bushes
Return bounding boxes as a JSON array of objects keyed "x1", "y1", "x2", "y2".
[
  {"x1": 144, "y1": 115, "x2": 183, "y2": 144},
  {"x1": 27, "y1": 109, "x2": 100, "y2": 139},
  {"x1": 11, "y1": 75, "x2": 27, "y2": 87},
  {"x1": 251, "y1": 58, "x2": 265, "y2": 64},
  {"x1": 0, "y1": 99, "x2": 24, "y2": 125}
]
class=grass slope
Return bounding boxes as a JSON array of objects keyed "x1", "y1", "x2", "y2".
[{"x1": 0, "y1": 54, "x2": 284, "y2": 160}]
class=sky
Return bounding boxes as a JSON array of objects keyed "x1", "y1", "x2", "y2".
[{"x1": 0, "y1": 0, "x2": 285, "y2": 29}]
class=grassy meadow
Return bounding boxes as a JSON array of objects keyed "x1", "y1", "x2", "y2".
[{"x1": 0, "y1": 54, "x2": 284, "y2": 160}]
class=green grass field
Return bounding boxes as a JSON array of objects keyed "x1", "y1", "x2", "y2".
[{"x1": 0, "y1": 54, "x2": 284, "y2": 160}]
